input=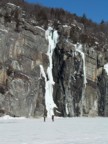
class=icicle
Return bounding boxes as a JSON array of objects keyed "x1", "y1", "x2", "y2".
[
  {"x1": 29, "y1": 104, "x2": 33, "y2": 117},
  {"x1": 93, "y1": 100, "x2": 98, "y2": 111},
  {"x1": 104, "y1": 63, "x2": 108, "y2": 75},
  {"x1": 39, "y1": 65, "x2": 47, "y2": 82},
  {"x1": 66, "y1": 103, "x2": 69, "y2": 115}
]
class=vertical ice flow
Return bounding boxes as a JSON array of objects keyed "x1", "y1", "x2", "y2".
[
  {"x1": 76, "y1": 44, "x2": 87, "y2": 86},
  {"x1": 40, "y1": 27, "x2": 59, "y2": 117},
  {"x1": 75, "y1": 44, "x2": 87, "y2": 116}
]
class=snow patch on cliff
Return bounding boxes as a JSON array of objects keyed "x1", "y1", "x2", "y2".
[
  {"x1": 0, "y1": 28, "x2": 8, "y2": 33},
  {"x1": 36, "y1": 26, "x2": 45, "y2": 31},
  {"x1": 7, "y1": 3, "x2": 16, "y2": 6}
]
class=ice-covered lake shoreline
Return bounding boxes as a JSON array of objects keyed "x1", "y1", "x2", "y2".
[{"x1": 0, "y1": 116, "x2": 108, "y2": 144}]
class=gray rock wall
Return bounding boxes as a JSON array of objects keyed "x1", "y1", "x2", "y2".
[{"x1": 0, "y1": 3, "x2": 108, "y2": 117}]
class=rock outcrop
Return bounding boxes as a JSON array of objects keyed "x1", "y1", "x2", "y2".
[
  {"x1": 0, "y1": 2, "x2": 108, "y2": 117},
  {"x1": 0, "y1": 3, "x2": 48, "y2": 117}
]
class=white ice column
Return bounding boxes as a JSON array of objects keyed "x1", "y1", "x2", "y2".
[{"x1": 40, "y1": 27, "x2": 59, "y2": 117}]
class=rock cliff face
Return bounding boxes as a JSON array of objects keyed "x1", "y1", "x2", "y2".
[{"x1": 0, "y1": 3, "x2": 108, "y2": 117}]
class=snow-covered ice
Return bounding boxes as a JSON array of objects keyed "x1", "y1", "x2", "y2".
[
  {"x1": 0, "y1": 115, "x2": 25, "y2": 120},
  {"x1": 0, "y1": 116, "x2": 108, "y2": 144}
]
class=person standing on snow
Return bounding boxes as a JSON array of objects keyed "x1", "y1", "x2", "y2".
[{"x1": 43, "y1": 108, "x2": 47, "y2": 122}]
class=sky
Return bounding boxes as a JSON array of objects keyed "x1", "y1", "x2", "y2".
[{"x1": 26, "y1": 0, "x2": 108, "y2": 23}]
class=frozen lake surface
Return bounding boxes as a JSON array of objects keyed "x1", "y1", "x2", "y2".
[{"x1": 0, "y1": 116, "x2": 108, "y2": 144}]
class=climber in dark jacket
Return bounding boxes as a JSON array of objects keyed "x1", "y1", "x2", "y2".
[
  {"x1": 52, "y1": 115, "x2": 54, "y2": 122},
  {"x1": 43, "y1": 108, "x2": 47, "y2": 122}
]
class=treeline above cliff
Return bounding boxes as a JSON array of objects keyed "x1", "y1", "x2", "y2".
[
  {"x1": 0, "y1": 0, "x2": 107, "y2": 25},
  {"x1": 0, "y1": 0, "x2": 108, "y2": 52}
]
